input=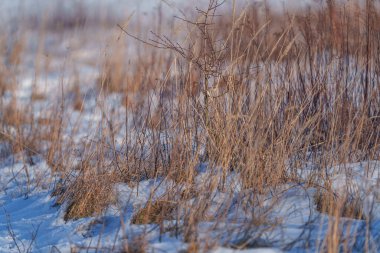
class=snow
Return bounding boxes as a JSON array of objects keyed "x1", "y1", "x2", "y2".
[
  {"x1": 2, "y1": 156, "x2": 379, "y2": 251},
  {"x1": 1, "y1": 128, "x2": 380, "y2": 251},
  {"x1": 0, "y1": 157, "x2": 185, "y2": 252}
]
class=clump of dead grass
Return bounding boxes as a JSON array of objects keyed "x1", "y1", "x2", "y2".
[
  {"x1": 131, "y1": 199, "x2": 177, "y2": 225},
  {"x1": 61, "y1": 171, "x2": 116, "y2": 221},
  {"x1": 122, "y1": 234, "x2": 147, "y2": 253},
  {"x1": 314, "y1": 189, "x2": 365, "y2": 220}
]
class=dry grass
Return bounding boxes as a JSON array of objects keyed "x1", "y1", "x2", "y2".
[
  {"x1": 52, "y1": 0, "x2": 380, "y2": 249},
  {"x1": 122, "y1": 234, "x2": 147, "y2": 253},
  {"x1": 1, "y1": 0, "x2": 380, "y2": 251},
  {"x1": 59, "y1": 170, "x2": 116, "y2": 221},
  {"x1": 131, "y1": 199, "x2": 177, "y2": 225},
  {"x1": 314, "y1": 190, "x2": 365, "y2": 220}
]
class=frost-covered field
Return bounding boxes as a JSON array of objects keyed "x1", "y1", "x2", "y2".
[{"x1": 1, "y1": 0, "x2": 380, "y2": 252}]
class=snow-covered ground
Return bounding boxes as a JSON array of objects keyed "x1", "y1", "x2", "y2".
[{"x1": 1, "y1": 153, "x2": 380, "y2": 252}]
